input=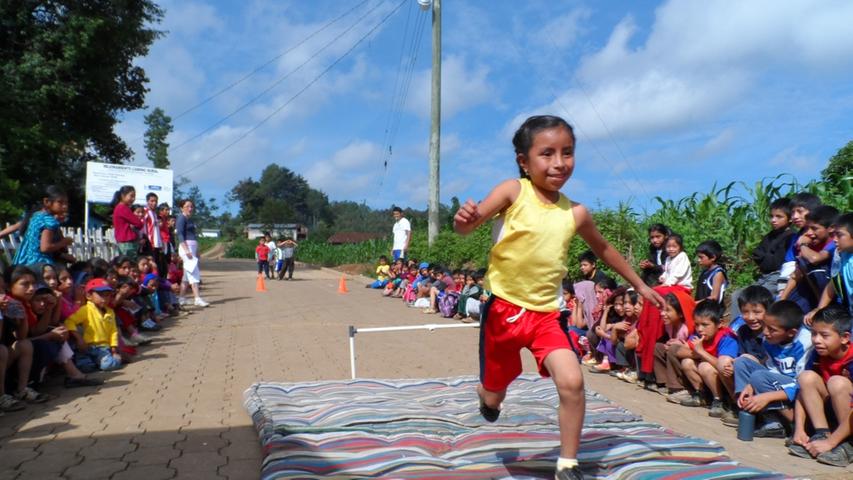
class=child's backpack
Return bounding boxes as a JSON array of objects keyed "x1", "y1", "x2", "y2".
[{"x1": 438, "y1": 291, "x2": 460, "y2": 318}]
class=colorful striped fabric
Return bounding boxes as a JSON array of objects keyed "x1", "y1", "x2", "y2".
[{"x1": 244, "y1": 376, "x2": 786, "y2": 479}]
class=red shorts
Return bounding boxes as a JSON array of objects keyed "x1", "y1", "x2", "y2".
[{"x1": 479, "y1": 296, "x2": 570, "y2": 392}]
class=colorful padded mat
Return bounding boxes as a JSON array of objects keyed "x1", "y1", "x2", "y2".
[{"x1": 244, "y1": 376, "x2": 785, "y2": 479}]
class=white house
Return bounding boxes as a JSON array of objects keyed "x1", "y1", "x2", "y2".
[{"x1": 244, "y1": 223, "x2": 307, "y2": 240}]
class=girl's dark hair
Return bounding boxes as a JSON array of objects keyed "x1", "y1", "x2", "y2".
[
  {"x1": 4, "y1": 265, "x2": 36, "y2": 286},
  {"x1": 512, "y1": 115, "x2": 575, "y2": 178},
  {"x1": 561, "y1": 277, "x2": 575, "y2": 294},
  {"x1": 19, "y1": 185, "x2": 68, "y2": 238},
  {"x1": 624, "y1": 289, "x2": 639, "y2": 305},
  {"x1": 110, "y1": 185, "x2": 135, "y2": 208},
  {"x1": 158, "y1": 203, "x2": 171, "y2": 211},
  {"x1": 664, "y1": 293, "x2": 684, "y2": 319},
  {"x1": 596, "y1": 277, "x2": 618, "y2": 291},
  {"x1": 648, "y1": 223, "x2": 670, "y2": 236},
  {"x1": 667, "y1": 233, "x2": 684, "y2": 250},
  {"x1": 695, "y1": 240, "x2": 723, "y2": 262},
  {"x1": 607, "y1": 286, "x2": 628, "y2": 305},
  {"x1": 179, "y1": 198, "x2": 194, "y2": 208},
  {"x1": 88, "y1": 257, "x2": 111, "y2": 278},
  {"x1": 647, "y1": 223, "x2": 671, "y2": 261},
  {"x1": 789, "y1": 192, "x2": 821, "y2": 212}
]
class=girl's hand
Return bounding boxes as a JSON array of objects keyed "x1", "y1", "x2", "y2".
[
  {"x1": 804, "y1": 309, "x2": 818, "y2": 327},
  {"x1": 806, "y1": 438, "x2": 835, "y2": 457},
  {"x1": 453, "y1": 199, "x2": 480, "y2": 227},
  {"x1": 637, "y1": 285, "x2": 665, "y2": 309},
  {"x1": 61, "y1": 237, "x2": 74, "y2": 247},
  {"x1": 638, "y1": 259, "x2": 652, "y2": 269}
]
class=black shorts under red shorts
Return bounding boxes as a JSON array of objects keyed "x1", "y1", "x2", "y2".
[{"x1": 479, "y1": 296, "x2": 571, "y2": 392}]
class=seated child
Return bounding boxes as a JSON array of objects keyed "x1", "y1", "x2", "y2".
[
  {"x1": 779, "y1": 193, "x2": 822, "y2": 293},
  {"x1": 718, "y1": 285, "x2": 774, "y2": 426},
  {"x1": 781, "y1": 205, "x2": 839, "y2": 312},
  {"x1": 660, "y1": 233, "x2": 693, "y2": 290},
  {"x1": 1, "y1": 267, "x2": 50, "y2": 405},
  {"x1": 674, "y1": 300, "x2": 737, "y2": 412},
  {"x1": 695, "y1": 240, "x2": 728, "y2": 304},
  {"x1": 789, "y1": 305, "x2": 853, "y2": 466},
  {"x1": 456, "y1": 271, "x2": 484, "y2": 322},
  {"x1": 425, "y1": 267, "x2": 456, "y2": 314},
  {"x1": 367, "y1": 255, "x2": 390, "y2": 289},
  {"x1": 733, "y1": 300, "x2": 813, "y2": 438},
  {"x1": 579, "y1": 250, "x2": 614, "y2": 286},
  {"x1": 806, "y1": 212, "x2": 853, "y2": 324},
  {"x1": 589, "y1": 288, "x2": 626, "y2": 374},
  {"x1": 64, "y1": 279, "x2": 123, "y2": 372},
  {"x1": 751, "y1": 198, "x2": 795, "y2": 294},
  {"x1": 652, "y1": 291, "x2": 695, "y2": 396},
  {"x1": 612, "y1": 289, "x2": 642, "y2": 383},
  {"x1": 558, "y1": 279, "x2": 584, "y2": 335}
]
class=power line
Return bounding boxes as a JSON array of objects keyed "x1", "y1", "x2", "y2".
[
  {"x1": 171, "y1": 0, "x2": 370, "y2": 122},
  {"x1": 171, "y1": 0, "x2": 388, "y2": 154},
  {"x1": 176, "y1": 0, "x2": 408, "y2": 177}
]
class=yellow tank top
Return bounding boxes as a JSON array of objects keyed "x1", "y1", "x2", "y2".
[{"x1": 485, "y1": 178, "x2": 577, "y2": 312}]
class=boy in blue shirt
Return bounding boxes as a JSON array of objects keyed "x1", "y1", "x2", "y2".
[
  {"x1": 806, "y1": 213, "x2": 853, "y2": 324},
  {"x1": 718, "y1": 285, "x2": 774, "y2": 426},
  {"x1": 779, "y1": 193, "x2": 822, "y2": 293},
  {"x1": 781, "y1": 206, "x2": 839, "y2": 312},
  {"x1": 734, "y1": 300, "x2": 813, "y2": 438}
]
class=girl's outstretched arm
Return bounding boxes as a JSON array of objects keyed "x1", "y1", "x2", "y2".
[
  {"x1": 573, "y1": 203, "x2": 665, "y2": 308},
  {"x1": 453, "y1": 179, "x2": 520, "y2": 235}
]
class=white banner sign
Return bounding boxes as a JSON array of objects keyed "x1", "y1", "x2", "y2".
[{"x1": 85, "y1": 162, "x2": 174, "y2": 207}]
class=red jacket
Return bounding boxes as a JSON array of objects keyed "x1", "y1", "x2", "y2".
[
  {"x1": 113, "y1": 203, "x2": 144, "y2": 243},
  {"x1": 256, "y1": 244, "x2": 270, "y2": 260}
]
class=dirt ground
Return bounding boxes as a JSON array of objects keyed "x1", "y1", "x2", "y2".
[{"x1": 0, "y1": 259, "x2": 849, "y2": 479}]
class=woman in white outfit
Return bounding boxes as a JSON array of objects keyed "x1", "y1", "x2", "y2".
[{"x1": 176, "y1": 199, "x2": 209, "y2": 307}]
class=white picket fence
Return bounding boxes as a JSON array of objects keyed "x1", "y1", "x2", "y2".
[{"x1": 0, "y1": 223, "x2": 117, "y2": 264}]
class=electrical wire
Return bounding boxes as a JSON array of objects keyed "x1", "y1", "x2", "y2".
[
  {"x1": 171, "y1": 0, "x2": 388, "y2": 153},
  {"x1": 171, "y1": 0, "x2": 370, "y2": 122},
  {"x1": 176, "y1": 0, "x2": 408, "y2": 177}
]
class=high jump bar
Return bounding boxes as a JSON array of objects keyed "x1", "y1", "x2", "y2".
[{"x1": 347, "y1": 322, "x2": 479, "y2": 379}]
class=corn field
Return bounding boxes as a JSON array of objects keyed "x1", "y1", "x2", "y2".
[{"x1": 225, "y1": 176, "x2": 851, "y2": 289}]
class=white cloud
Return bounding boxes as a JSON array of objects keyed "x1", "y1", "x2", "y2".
[
  {"x1": 407, "y1": 55, "x2": 495, "y2": 118},
  {"x1": 768, "y1": 147, "x2": 819, "y2": 173},
  {"x1": 512, "y1": 0, "x2": 853, "y2": 141},
  {"x1": 304, "y1": 141, "x2": 384, "y2": 199},
  {"x1": 695, "y1": 128, "x2": 736, "y2": 158},
  {"x1": 171, "y1": 125, "x2": 269, "y2": 187},
  {"x1": 531, "y1": 8, "x2": 591, "y2": 50}
]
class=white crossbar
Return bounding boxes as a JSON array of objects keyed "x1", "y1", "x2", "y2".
[{"x1": 348, "y1": 322, "x2": 479, "y2": 379}]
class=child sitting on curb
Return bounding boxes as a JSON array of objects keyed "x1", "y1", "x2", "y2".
[{"x1": 64, "y1": 279, "x2": 123, "y2": 372}]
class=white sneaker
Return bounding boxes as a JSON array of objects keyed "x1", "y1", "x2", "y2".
[
  {"x1": 194, "y1": 298, "x2": 210, "y2": 307},
  {"x1": 178, "y1": 297, "x2": 188, "y2": 306}
]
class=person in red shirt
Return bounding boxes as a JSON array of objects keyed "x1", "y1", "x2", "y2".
[
  {"x1": 111, "y1": 186, "x2": 144, "y2": 260},
  {"x1": 790, "y1": 305, "x2": 853, "y2": 466},
  {"x1": 255, "y1": 238, "x2": 271, "y2": 278}
]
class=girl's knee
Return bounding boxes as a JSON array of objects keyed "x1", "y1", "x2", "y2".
[{"x1": 13, "y1": 339, "x2": 33, "y2": 355}]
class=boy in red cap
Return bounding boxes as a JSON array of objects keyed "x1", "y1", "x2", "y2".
[{"x1": 64, "y1": 278, "x2": 122, "y2": 371}]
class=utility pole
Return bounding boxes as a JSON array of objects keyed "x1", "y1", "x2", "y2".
[{"x1": 427, "y1": 0, "x2": 441, "y2": 246}]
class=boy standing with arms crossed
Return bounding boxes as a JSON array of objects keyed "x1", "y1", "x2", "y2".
[{"x1": 454, "y1": 115, "x2": 663, "y2": 480}]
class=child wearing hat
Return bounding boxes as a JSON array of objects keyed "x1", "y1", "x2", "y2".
[{"x1": 64, "y1": 278, "x2": 123, "y2": 372}]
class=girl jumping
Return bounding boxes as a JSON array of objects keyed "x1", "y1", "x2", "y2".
[{"x1": 453, "y1": 115, "x2": 664, "y2": 480}]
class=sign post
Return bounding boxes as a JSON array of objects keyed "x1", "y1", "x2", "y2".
[{"x1": 85, "y1": 162, "x2": 174, "y2": 231}]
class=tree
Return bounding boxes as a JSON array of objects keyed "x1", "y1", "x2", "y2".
[
  {"x1": 144, "y1": 107, "x2": 173, "y2": 169},
  {"x1": 0, "y1": 1, "x2": 163, "y2": 223},
  {"x1": 822, "y1": 140, "x2": 853, "y2": 184},
  {"x1": 228, "y1": 164, "x2": 332, "y2": 226}
]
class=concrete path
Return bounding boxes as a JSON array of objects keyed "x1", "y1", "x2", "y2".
[{"x1": 0, "y1": 259, "x2": 848, "y2": 479}]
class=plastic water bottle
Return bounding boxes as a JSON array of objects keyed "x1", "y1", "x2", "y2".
[{"x1": 737, "y1": 411, "x2": 755, "y2": 441}]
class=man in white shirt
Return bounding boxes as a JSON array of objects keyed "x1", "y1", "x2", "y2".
[
  {"x1": 264, "y1": 233, "x2": 277, "y2": 279},
  {"x1": 391, "y1": 207, "x2": 411, "y2": 261}
]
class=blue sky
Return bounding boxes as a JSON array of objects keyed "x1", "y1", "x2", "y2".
[{"x1": 117, "y1": 0, "x2": 853, "y2": 214}]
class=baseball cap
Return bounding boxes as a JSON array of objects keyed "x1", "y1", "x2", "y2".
[
  {"x1": 85, "y1": 278, "x2": 114, "y2": 293},
  {"x1": 34, "y1": 283, "x2": 53, "y2": 295},
  {"x1": 419, "y1": 262, "x2": 429, "y2": 269},
  {"x1": 142, "y1": 273, "x2": 159, "y2": 286}
]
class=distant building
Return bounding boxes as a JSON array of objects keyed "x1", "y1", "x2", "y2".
[
  {"x1": 327, "y1": 232, "x2": 385, "y2": 245},
  {"x1": 245, "y1": 223, "x2": 307, "y2": 240},
  {"x1": 199, "y1": 228, "x2": 221, "y2": 238}
]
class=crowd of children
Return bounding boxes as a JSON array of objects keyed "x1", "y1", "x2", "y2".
[
  {"x1": 0, "y1": 185, "x2": 208, "y2": 415},
  {"x1": 255, "y1": 232, "x2": 298, "y2": 281},
  {"x1": 365, "y1": 256, "x2": 489, "y2": 321},
  {"x1": 561, "y1": 193, "x2": 853, "y2": 467},
  {"x1": 364, "y1": 190, "x2": 853, "y2": 467}
]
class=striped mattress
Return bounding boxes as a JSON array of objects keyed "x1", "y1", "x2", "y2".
[{"x1": 244, "y1": 375, "x2": 785, "y2": 479}]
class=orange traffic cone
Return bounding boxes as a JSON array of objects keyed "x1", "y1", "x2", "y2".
[
  {"x1": 256, "y1": 274, "x2": 267, "y2": 292},
  {"x1": 338, "y1": 275, "x2": 349, "y2": 294}
]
